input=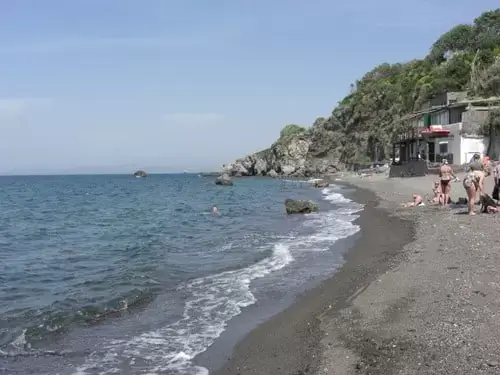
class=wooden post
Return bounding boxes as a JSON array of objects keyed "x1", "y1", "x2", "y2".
[
  {"x1": 424, "y1": 137, "x2": 429, "y2": 166},
  {"x1": 416, "y1": 127, "x2": 420, "y2": 160},
  {"x1": 392, "y1": 143, "x2": 396, "y2": 164}
]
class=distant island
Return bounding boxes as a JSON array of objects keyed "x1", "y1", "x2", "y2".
[{"x1": 133, "y1": 170, "x2": 147, "y2": 178}]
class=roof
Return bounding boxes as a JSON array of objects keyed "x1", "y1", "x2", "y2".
[
  {"x1": 400, "y1": 96, "x2": 500, "y2": 122},
  {"x1": 420, "y1": 126, "x2": 451, "y2": 136},
  {"x1": 400, "y1": 105, "x2": 447, "y2": 121}
]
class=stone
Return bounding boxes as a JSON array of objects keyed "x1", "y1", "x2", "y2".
[
  {"x1": 313, "y1": 181, "x2": 330, "y2": 188},
  {"x1": 215, "y1": 174, "x2": 233, "y2": 186},
  {"x1": 284, "y1": 199, "x2": 319, "y2": 214},
  {"x1": 268, "y1": 169, "x2": 278, "y2": 178}
]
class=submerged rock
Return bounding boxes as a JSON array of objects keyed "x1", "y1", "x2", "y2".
[
  {"x1": 284, "y1": 199, "x2": 319, "y2": 214},
  {"x1": 215, "y1": 174, "x2": 233, "y2": 186}
]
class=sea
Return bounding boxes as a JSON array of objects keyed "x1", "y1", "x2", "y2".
[{"x1": 0, "y1": 174, "x2": 363, "y2": 375}]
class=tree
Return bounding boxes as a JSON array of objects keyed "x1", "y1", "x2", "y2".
[
  {"x1": 429, "y1": 24, "x2": 475, "y2": 62},
  {"x1": 470, "y1": 55, "x2": 500, "y2": 97},
  {"x1": 279, "y1": 124, "x2": 306, "y2": 139},
  {"x1": 470, "y1": 56, "x2": 500, "y2": 157}
]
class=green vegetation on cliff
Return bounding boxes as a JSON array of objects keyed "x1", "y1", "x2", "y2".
[
  {"x1": 279, "y1": 124, "x2": 307, "y2": 139},
  {"x1": 277, "y1": 9, "x2": 500, "y2": 165}
]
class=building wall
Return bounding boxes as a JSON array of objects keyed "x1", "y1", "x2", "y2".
[
  {"x1": 423, "y1": 123, "x2": 460, "y2": 164},
  {"x1": 397, "y1": 120, "x2": 500, "y2": 165},
  {"x1": 424, "y1": 125, "x2": 499, "y2": 164},
  {"x1": 421, "y1": 123, "x2": 481, "y2": 165},
  {"x1": 460, "y1": 137, "x2": 487, "y2": 164}
]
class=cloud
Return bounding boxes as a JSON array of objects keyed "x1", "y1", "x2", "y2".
[
  {"x1": 0, "y1": 98, "x2": 53, "y2": 118},
  {"x1": 161, "y1": 112, "x2": 225, "y2": 123}
]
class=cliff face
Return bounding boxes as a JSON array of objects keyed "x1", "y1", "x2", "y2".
[{"x1": 224, "y1": 132, "x2": 343, "y2": 177}]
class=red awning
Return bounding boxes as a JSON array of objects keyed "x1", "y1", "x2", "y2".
[{"x1": 419, "y1": 126, "x2": 450, "y2": 137}]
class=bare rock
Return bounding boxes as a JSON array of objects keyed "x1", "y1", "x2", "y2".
[
  {"x1": 285, "y1": 199, "x2": 319, "y2": 214},
  {"x1": 215, "y1": 174, "x2": 233, "y2": 186}
]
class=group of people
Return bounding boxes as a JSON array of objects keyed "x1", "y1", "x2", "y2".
[{"x1": 403, "y1": 154, "x2": 500, "y2": 215}]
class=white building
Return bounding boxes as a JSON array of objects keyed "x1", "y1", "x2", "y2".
[{"x1": 394, "y1": 92, "x2": 500, "y2": 165}]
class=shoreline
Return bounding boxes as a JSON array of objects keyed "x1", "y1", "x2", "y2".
[{"x1": 213, "y1": 182, "x2": 416, "y2": 375}]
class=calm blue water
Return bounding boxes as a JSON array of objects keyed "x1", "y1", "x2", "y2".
[{"x1": 0, "y1": 174, "x2": 363, "y2": 375}]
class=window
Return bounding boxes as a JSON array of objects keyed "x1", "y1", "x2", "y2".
[
  {"x1": 430, "y1": 111, "x2": 449, "y2": 125},
  {"x1": 439, "y1": 142, "x2": 448, "y2": 154}
]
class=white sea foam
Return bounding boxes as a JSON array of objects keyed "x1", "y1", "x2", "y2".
[
  {"x1": 74, "y1": 184, "x2": 363, "y2": 375},
  {"x1": 293, "y1": 186, "x2": 363, "y2": 252},
  {"x1": 74, "y1": 243, "x2": 293, "y2": 375}
]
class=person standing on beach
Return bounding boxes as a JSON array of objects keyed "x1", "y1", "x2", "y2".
[
  {"x1": 493, "y1": 160, "x2": 500, "y2": 201},
  {"x1": 438, "y1": 159, "x2": 456, "y2": 207},
  {"x1": 463, "y1": 169, "x2": 488, "y2": 215}
]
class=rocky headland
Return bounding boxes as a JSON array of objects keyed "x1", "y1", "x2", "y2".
[
  {"x1": 222, "y1": 125, "x2": 344, "y2": 178},
  {"x1": 223, "y1": 9, "x2": 500, "y2": 178}
]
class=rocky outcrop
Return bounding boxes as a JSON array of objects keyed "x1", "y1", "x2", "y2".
[
  {"x1": 224, "y1": 134, "x2": 342, "y2": 178},
  {"x1": 284, "y1": 199, "x2": 319, "y2": 214},
  {"x1": 134, "y1": 170, "x2": 147, "y2": 178},
  {"x1": 313, "y1": 181, "x2": 329, "y2": 188},
  {"x1": 215, "y1": 174, "x2": 233, "y2": 186},
  {"x1": 268, "y1": 169, "x2": 278, "y2": 178}
]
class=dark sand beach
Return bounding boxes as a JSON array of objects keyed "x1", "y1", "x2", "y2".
[
  {"x1": 214, "y1": 173, "x2": 500, "y2": 374},
  {"x1": 214, "y1": 185, "x2": 415, "y2": 375}
]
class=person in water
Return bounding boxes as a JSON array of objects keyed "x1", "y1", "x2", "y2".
[
  {"x1": 463, "y1": 167, "x2": 489, "y2": 215},
  {"x1": 438, "y1": 159, "x2": 456, "y2": 207},
  {"x1": 211, "y1": 206, "x2": 220, "y2": 216}
]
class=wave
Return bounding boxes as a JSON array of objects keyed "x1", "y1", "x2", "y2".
[
  {"x1": 0, "y1": 287, "x2": 158, "y2": 355},
  {"x1": 74, "y1": 184, "x2": 363, "y2": 375},
  {"x1": 74, "y1": 243, "x2": 293, "y2": 374}
]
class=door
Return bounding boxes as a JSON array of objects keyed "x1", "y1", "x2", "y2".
[{"x1": 428, "y1": 141, "x2": 435, "y2": 162}]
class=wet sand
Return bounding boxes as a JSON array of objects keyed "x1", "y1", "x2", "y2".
[
  {"x1": 213, "y1": 184, "x2": 415, "y2": 374},
  {"x1": 214, "y1": 172, "x2": 500, "y2": 374}
]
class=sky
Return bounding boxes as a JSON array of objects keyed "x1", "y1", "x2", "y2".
[{"x1": 0, "y1": 0, "x2": 498, "y2": 174}]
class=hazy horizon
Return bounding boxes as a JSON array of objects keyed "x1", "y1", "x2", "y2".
[
  {"x1": 0, "y1": 165, "x2": 221, "y2": 176},
  {"x1": 2, "y1": 0, "x2": 498, "y2": 175}
]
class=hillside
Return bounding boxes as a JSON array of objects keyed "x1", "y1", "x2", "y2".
[{"x1": 224, "y1": 9, "x2": 500, "y2": 177}]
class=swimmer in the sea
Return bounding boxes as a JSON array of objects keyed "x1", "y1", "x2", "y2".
[{"x1": 211, "y1": 206, "x2": 220, "y2": 216}]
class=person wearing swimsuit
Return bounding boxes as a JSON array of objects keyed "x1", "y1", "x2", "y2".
[
  {"x1": 438, "y1": 159, "x2": 456, "y2": 207},
  {"x1": 463, "y1": 170, "x2": 487, "y2": 215}
]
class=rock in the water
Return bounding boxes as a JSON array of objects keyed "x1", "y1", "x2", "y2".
[
  {"x1": 313, "y1": 181, "x2": 329, "y2": 188},
  {"x1": 284, "y1": 199, "x2": 319, "y2": 214},
  {"x1": 133, "y1": 170, "x2": 147, "y2": 178},
  {"x1": 215, "y1": 174, "x2": 233, "y2": 186},
  {"x1": 268, "y1": 169, "x2": 278, "y2": 178}
]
